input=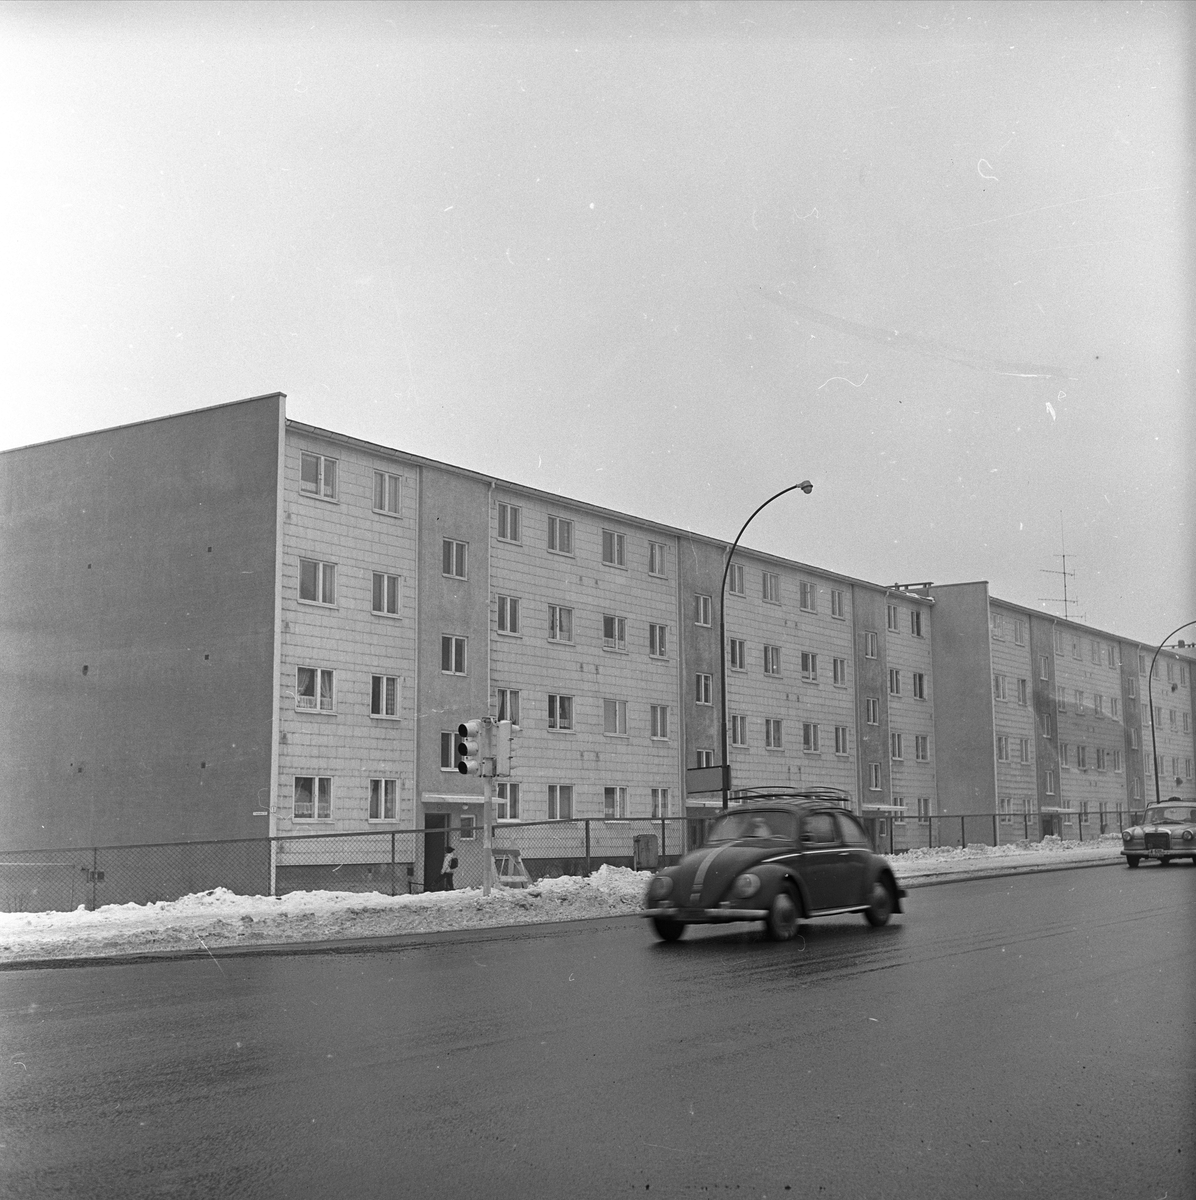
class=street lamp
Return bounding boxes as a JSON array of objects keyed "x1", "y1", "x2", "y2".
[
  {"x1": 1147, "y1": 620, "x2": 1196, "y2": 808},
  {"x1": 718, "y1": 481, "x2": 814, "y2": 809}
]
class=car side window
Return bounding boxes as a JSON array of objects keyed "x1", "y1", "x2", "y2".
[
  {"x1": 801, "y1": 812, "x2": 838, "y2": 845},
  {"x1": 835, "y1": 812, "x2": 871, "y2": 847}
]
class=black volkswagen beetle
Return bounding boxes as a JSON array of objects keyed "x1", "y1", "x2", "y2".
[{"x1": 642, "y1": 788, "x2": 905, "y2": 942}]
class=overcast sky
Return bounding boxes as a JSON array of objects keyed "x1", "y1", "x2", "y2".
[{"x1": 2, "y1": 0, "x2": 1191, "y2": 645}]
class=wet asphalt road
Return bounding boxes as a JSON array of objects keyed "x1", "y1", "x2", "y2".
[{"x1": 0, "y1": 865, "x2": 1193, "y2": 1200}]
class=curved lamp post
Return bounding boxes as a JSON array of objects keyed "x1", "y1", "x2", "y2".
[
  {"x1": 1147, "y1": 619, "x2": 1196, "y2": 808},
  {"x1": 718, "y1": 481, "x2": 814, "y2": 809}
]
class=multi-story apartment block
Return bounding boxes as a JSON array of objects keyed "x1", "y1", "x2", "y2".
[{"x1": 2, "y1": 394, "x2": 1192, "y2": 897}]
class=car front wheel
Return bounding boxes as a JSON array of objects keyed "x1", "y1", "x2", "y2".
[
  {"x1": 864, "y1": 879, "x2": 895, "y2": 927},
  {"x1": 652, "y1": 917, "x2": 685, "y2": 942},
  {"x1": 1125, "y1": 855, "x2": 1140, "y2": 868},
  {"x1": 765, "y1": 888, "x2": 801, "y2": 941}
]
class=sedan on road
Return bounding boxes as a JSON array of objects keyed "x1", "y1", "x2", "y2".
[
  {"x1": 1121, "y1": 799, "x2": 1196, "y2": 867},
  {"x1": 642, "y1": 788, "x2": 905, "y2": 941}
]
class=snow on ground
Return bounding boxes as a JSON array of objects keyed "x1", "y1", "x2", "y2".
[{"x1": 0, "y1": 838, "x2": 1125, "y2": 964}]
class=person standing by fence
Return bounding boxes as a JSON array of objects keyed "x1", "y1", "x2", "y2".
[{"x1": 440, "y1": 844, "x2": 457, "y2": 891}]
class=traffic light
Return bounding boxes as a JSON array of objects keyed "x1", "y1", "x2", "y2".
[
  {"x1": 496, "y1": 720, "x2": 512, "y2": 776},
  {"x1": 457, "y1": 720, "x2": 483, "y2": 775}
]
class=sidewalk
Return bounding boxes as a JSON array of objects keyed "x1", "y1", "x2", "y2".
[{"x1": 0, "y1": 838, "x2": 1127, "y2": 966}]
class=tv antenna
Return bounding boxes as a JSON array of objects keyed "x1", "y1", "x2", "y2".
[{"x1": 1038, "y1": 515, "x2": 1085, "y2": 622}]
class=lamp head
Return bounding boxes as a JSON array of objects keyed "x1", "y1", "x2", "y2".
[{"x1": 798, "y1": 480, "x2": 813, "y2": 494}]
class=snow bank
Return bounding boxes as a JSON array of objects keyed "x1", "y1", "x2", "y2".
[{"x1": 0, "y1": 841, "x2": 1125, "y2": 964}]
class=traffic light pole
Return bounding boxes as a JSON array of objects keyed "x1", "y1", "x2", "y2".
[{"x1": 482, "y1": 720, "x2": 494, "y2": 897}]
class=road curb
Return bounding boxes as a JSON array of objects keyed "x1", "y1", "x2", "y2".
[{"x1": 898, "y1": 855, "x2": 1124, "y2": 889}]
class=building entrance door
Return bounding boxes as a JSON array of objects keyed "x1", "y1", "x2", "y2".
[
  {"x1": 1041, "y1": 814, "x2": 1061, "y2": 838},
  {"x1": 423, "y1": 814, "x2": 448, "y2": 891}
]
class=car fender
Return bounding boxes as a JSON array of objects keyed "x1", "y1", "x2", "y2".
[
  {"x1": 872, "y1": 864, "x2": 904, "y2": 913},
  {"x1": 753, "y1": 861, "x2": 811, "y2": 917}
]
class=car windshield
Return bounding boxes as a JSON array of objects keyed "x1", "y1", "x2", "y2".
[
  {"x1": 706, "y1": 810, "x2": 796, "y2": 843},
  {"x1": 1145, "y1": 806, "x2": 1196, "y2": 825}
]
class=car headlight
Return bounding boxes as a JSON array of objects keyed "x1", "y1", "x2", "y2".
[
  {"x1": 1122, "y1": 830, "x2": 1133, "y2": 842},
  {"x1": 1183, "y1": 830, "x2": 1194, "y2": 842},
  {"x1": 647, "y1": 875, "x2": 674, "y2": 901},
  {"x1": 730, "y1": 873, "x2": 761, "y2": 899}
]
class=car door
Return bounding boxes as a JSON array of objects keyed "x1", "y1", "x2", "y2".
[
  {"x1": 799, "y1": 810, "x2": 852, "y2": 911},
  {"x1": 833, "y1": 811, "x2": 872, "y2": 905}
]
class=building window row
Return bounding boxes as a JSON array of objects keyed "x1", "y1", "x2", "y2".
[{"x1": 294, "y1": 667, "x2": 401, "y2": 719}]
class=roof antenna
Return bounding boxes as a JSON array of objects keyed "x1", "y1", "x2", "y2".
[{"x1": 1038, "y1": 513, "x2": 1085, "y2": 622}]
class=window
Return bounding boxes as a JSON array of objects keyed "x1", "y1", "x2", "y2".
[
  {"x1": 1094, "y1": 693, "x2": 1104, "y2": 717},
  {"x1": 651, "y1": 788, "x2": 670, "y2": 818},
  {"x1": 731, "y1": 714, "x2": 748, "y2": 747},
  {"x1": 695, "y1": 674, "x2": 713, "y2": 705},
  {"x1": 602, "y1": 530, "x2": 625, "y2": 567},
  {"x1": 648, "y1": 541, "x2": 666, "y2": 576},
  {"x1": 548, "y1": 694, "x2": 574, "y2": 731},
  {"x1": 887, "y1": 604, "x2": 899, "y2": 632},
  {"x1": 1096, "y1": 747, "x2": 1107, "y2": 771},
  {"x1": 1186, "y1": 757, "x2": 1193, "y2": 780},
  {"x1": 1054, "y1": 628, "x2": 1064, "y2": 655},
  {"x1": 294, "y1": 775, "x2": 332, "y2": 819},
  {"x1": 368, "y1": 778, "x2": 398, "y2": 821},
  {"x1": 762, "y1": 572, "x2": 780, "y2": 603},
  {"x1": 548, "y1": 516, "x2": 574, "y2": 555},
  {"x1": 803, "y1": 723, "x2": 820, "y2": 752},
  {"x1": 1128, "y1": 676, "x2": 1137, "y2": 698},
  {"x1": 910, "y1": 609, "x2": 923, "y2": 637},
  {"x1": 892, "y1": 797, "x2": 907, "y2": 826},
  {"x1": 917, "y1": 797, "x2": 931, "y2": 823},
  {"x1": 1169, "y1": 709, "x2": 1177, "y2": 731},
  {"x1": 299, "y1": 452, "x2": 337, "y2": 500},
  {"x1": 373, "y1": 471, "x2": 401, "y2": 515},
  {"x1": 603, "y1": 614, "x2": 626, "y2": 651},
  {"x1": 891, "y1": 732, "x2": 904, "y2": 760},
  {"x1": 915, "y1": 735, "x2": 929, "y2": 762},
  {"x1": 890, "y1": 668, "x2": 902, "y2": 696},
  {"x1": 766, "y1": 718, "x2": 784, "y2": 749},
  {"x1": 1072, "y1": 637, "x2": 1081, "y2": 661},
  {"x1": 1080, "y1": 801, "x2": 1090, "y2": 825},
  {"x1": 728, "y1": 563, "x2": 745, "y2": 595},
  {"x1": 831, "y1": 589, "x2": 845, "y2": 619},
  {"x1": 1077, "y1": 745, "x2": 1087, "y2": 770},
  {"x1": 996, "y1": 735, "x2": 1009, "y2": 762},
  {"x1": 496, "y1": 688, "x2": 520, "y2": 726},
  {"x1": 497, "y1": 502, "x2": 521, "y2": 543},
  {"x1": 464, "y1": 810, "x2": 479, "y2": 837},
  {"x1": 1060, "y1": 742, "x2": 1070, "y2": 767},
  {"x1": 1182, "y1": 665, "x2": 1190, "y2": 686},
  {"x1": 1091, "y1": 640, "x2": 1100, "y2": 665},
  {"x1": 866, "y1": 697, "x2": 879, "y2": 725},
  {"x1": 1057, "y1": 686, "x2": 1067, "y2": 711},
  {"x1": 1045, "y1": 771, "x2": 1055, "y2": 796},
  {"x1": 1184, "y1": 712, "x2": 1191, "y2": 734},
  {"x1": 1019, "y1": 737, "x2": 1030, "y2": 764},
  {"x1": 1040, "y1": 655, "x2": 1050, "y2": 681},
  {"x1": 764, "y1": 645, "x2": 782, "y2": 676},
  {"x1": 912, "y1": 672, "x2": 926, "y2": 700},
  {"x1": 998, "y1": 796, "x2": 1012, "y2": 825},
  {"x1": 834, "y1": 725, "x2": 849, "y2": 755},
  {"x1": 440, "y1": 732, "x2": 464, "y2": 771},
  {"x1": 800, "y1": 581, "x2": 816, "y2": 612},
  {"x1": 298, "y1": 558, "x2": 336, "y2": 605},
  {"x1": 442, "y1": 539, "x2": 467, "y2": 579},
  {"x1": 1129, "y1": 727, "x2": 1138, "y2": 750},
  {"x1": 1131, "y1": 777, "x2": 1141, "y2": 800},
  {"x1": 864, "y1": 631, "x2": 878, "y2": 659},
  {"x1": 801, "y1": 651, "x2": 818, "y2": 682},
  {"x1": 1108, "y1": 642, "x2": 1118, "y2": 669},
  {"x1": 1167, "y1": 660, "x2": 1175, "y2": 683},
  {"x1": 296, "y1": 667, "x2": 334, "y2": 712},
  {"x1": 1113, "y1": 749, "x2": 1123, "y2": 773},
  {"x1": 729, "y1": 638, "x2": 746, "y2": 670},
  {"x1": 603, "y1": 699, "x2": 628, "y2": 736},
  {"x1": 1017, "y1": 678, "x2": 1028, "y2": 706},
  {"x1": 992, "y1": 673, "x2": 1007, "y2": 701},
  {"x1": 694, "y1": 594, "x2": 712, "y2": 626},
  {"x1": 441, "y1": 636, "x2": 467, "y2": 675},
  {"x1": 497, "y1": 595, "x2": 520, "y2": 634},
  {"x1": 370, "y1": 674, "x2": 400, "y2": 719},
  {"x1": 649, "y1": 623, "x2": 668, "y2": 658},
  {"x1": 372, "y1": 572, "x2": 401, "y2": 616},
  {"x1": 1138, "y1": 652, "x2": 1146, "y2": 675},
  {"x1": 604, "y1": 786, "x2": 628, "y2": 819},
  {"x1": 1014, "y1": 618, "x2": 1026, "y2": 646},
  {"x1": 496, "y1": 783, "x2": 520, "y2": 820},
  {"x1": 1111, "y1": 697, "x2": 1120, "y2": 720},
  {"x1": 1040, "y1": 711, "x2": 1052, "y2": 738},
  {"x1": 548, "y1": 784, "x2": 573, "y2": 820},
  {"x1": 696, "y1": 749, "x2": 715, "y2": 768},
  {"x1": 650, "y1": 705, "x2": 669, "y2": 739},
  {"x1": 990, "y1": 612, "x2": 1003, "y2": 639},
  {"x1": 548, "y1": 605, "x2": 574, "y2": 643},
  {"x1": 869, "y1": 763, "x2": 881, "y2": 790},
  {"x1": 833, "y1": 657, "x2": 847, "y2": 686}
]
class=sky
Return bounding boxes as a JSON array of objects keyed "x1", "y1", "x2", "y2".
[{"x1": 1, "y1": 0, "x2": 1191, "y2": 646}]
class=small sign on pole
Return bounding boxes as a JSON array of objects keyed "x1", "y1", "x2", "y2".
[{"x1": 686, "y1": 764, "x2": 730, "y2": 795}]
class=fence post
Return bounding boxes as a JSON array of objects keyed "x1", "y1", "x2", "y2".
[
  {"x1": 960, "y1": 816, "x2": 965, "y2": 848},
  {"x1": 1024, "y1": 812, "x2": 1028, "y2": 841},
  {"x1": 390, "y1": 832, "x2": 397, "y2": 897},
  {"x1": 1078, "y1": 814, "x2": 1083, "y2": 842},
  {"x1": 660, "y1": 817, "x2": 666, "y2": 861},
  {"x1": 584, "y1": 819, "x2": 591, "y2": 877},
  {"x1": 90, "y1": 847, "x2": 97, "y2": 912},
  {"x1": 993, "y1": 814, "x2": 998, "y2": 846}
]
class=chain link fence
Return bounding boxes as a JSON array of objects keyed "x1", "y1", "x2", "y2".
[{"x1": 0, "y1": 809, "x2": 1130, "y2": 913}]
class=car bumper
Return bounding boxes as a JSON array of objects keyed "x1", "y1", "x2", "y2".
[
  {"x1": 641, "y1": 905, "x2": 770, "y2": 922},
  {"x1": 1123, "y1": 847, "x2": 1196, "y2": 859}
]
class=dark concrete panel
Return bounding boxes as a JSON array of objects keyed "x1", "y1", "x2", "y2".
[{"x1": 0, "y1": 396, "x2": 283, "y2": 850}]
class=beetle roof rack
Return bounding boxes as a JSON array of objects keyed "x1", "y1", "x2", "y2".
[{"x1": 727, "y1": 786, "x2": 852, "y2": 805}]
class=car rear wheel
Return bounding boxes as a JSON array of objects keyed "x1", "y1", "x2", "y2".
[
  {"x1": 1125, "y1": 855, "x2": 1140, "y2": 868},
  {"x1": 765, "y1": 888, "x2": 800, "y2": 941},
  {"x1": 864, "y1": 879, "x2": 895, "y2": 927},
  {"x1": 652, "y1": 917, "x2": 685, "y2": 942}
]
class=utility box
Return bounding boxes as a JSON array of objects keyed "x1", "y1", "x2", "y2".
[{"x1": 632, "y1": 833, "x2": 659, "y2": 871}]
